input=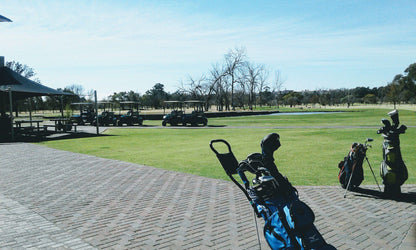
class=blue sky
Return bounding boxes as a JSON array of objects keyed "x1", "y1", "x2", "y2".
[{"x1": 1, "y1": 0, "x2": 415, "y2": 99}]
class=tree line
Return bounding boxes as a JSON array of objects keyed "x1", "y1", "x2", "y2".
[
  {"x1": 107, "y1": 49, "x2": 416, "y2": 111},
  {"x1": 4, "y1": 51, "x2": 416, "y2": 113}
]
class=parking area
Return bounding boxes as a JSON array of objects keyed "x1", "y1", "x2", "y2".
[{"x1": 0, "y1": 143, "x2": 414, "y2": 249}]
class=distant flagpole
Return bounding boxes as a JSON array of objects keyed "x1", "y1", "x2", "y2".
[{"x1": 0, "y1": 14, "x2": 12, "y2": 22}]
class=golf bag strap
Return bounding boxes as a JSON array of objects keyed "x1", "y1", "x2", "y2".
[{"x1": 351, "y1": 160, "x2": 357, "y2": 172}]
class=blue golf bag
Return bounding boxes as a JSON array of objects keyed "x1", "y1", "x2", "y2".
[{"x1": 210, "y1": 133, "x2": 335, "y2": 250}]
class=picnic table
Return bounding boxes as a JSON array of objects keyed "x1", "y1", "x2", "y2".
[
  {"x1": 13, "y1": 119, "x2": 44, "y2": 139},
  {"x1": 14, "y1": 120, "x2": 43, "y2": 131},
  {"x1": 46, "y1": 118, "x2": 77, "y2": 132}
]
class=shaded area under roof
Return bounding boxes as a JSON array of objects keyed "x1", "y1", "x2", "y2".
[{"x1": 0, "y1": 66, "x2": 73, "y2": 99}]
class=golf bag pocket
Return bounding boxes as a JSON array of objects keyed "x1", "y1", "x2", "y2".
[
  {"x1": 261, "y1": 198, "x2": 331, "y2": 250},
  {"x1": 289, "y1": 200, "x2": 315, "y2": 231},
  {"x1": 264, "y1": 209, "x2": 301, "y2": 249},
  {"x1": 338, "y1": 158, "x2": 347, "y2": 188},
  {"x1": 380, "y1": 161, "x2": 396, "y2": 185}
]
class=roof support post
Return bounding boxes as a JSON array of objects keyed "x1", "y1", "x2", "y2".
[
  {"x1": 8, "y1": 87, "x2": 14, "y2": 141},
  {"x1": 60, "y1": 95, "x2": 64, "y2": 118},
  {"x1": 94, "y1": 90, "x2": 99, "y2": 135}
]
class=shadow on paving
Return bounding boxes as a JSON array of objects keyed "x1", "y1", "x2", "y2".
[
  {"x1": 0, "y1": 132, "x2": 116, "y2": 143},
  {"x1": 352, "y1": 187, "x2": 416, "y2": 205}
]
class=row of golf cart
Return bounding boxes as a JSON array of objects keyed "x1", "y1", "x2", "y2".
[
  {"x1": 162, "y1": 101, "x2": 208, "y2": 127},
  {"x1": 71, "y1": 101, "x2": 143, "y2": 126},
  {"x1": 70, "y1": 100, "x2": 208, "y2": 127}
]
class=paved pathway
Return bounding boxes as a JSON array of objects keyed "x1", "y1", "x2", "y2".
[{"x1": 0, "y1": 143, "x2": 415, "y2": 249}]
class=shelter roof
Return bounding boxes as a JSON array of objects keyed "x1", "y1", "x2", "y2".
[
  {"x1": 71, "y1": 102, "x2": 94, "y2": 105},
  {"x1": 0, "y1": 66, "x2": 73, "y2": 99},
  {"x1": 0, "y1": 14, "x2": 12, "y2": 22}
]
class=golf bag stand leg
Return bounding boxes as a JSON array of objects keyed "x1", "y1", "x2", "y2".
[
  {"x1": 344, "y1": 163, "x2": 356, "y2": 198},
  {"x1": 365, "y1": 156, "x2": 381, "y2": 192}
]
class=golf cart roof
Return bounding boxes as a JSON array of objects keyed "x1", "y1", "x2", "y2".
[
  {"x1": 120, "y1": 101, "x2": 140, "y2": 110},
  {"x1": 184, "y1": 100, "x2": 205, "y2": 104},
  {"x1": 120, "y1": 101, "x2": 140, "y2": 104},
  {"x1": 164, "y1": 101, "x2": 184, "y2": 103},
  {"x1": 96, "y1": 101, "x2": 114, "y2": 106},
  {"x1": 71, "y1": 102, "x2": 94, "y2": 105}
]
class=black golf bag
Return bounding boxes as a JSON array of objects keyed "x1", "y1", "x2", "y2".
[
  {"x1": 377, "y1": 110, "x2": 408, "y2": 195},
  {"x1": 338, "y1": 142, "x2": 368, "y2": 190},
  {"x1": 210, "y1": 133, "x2": 335, "y2": 250}
]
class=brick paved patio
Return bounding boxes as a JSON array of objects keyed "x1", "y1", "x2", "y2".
[{"x1": 0, "y1": 143, "x2": 414, "y2": 249}]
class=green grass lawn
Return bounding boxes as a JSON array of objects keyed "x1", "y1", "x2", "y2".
[{"x1": 38, "y1": 109, "x2": 415, "y2": 186}]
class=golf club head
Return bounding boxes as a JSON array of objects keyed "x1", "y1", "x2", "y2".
[
  {"x1": 261, "y1": 133, "x2": 281, "y2": 157},
  {"x1": 388, "y1": 110, "x2": 399, "y2": 126},
  {"x1": 366, "y1": 138, "x2": 374, "y2": 142},
  {"x1": 397, "y1": 124, "x2": 407, "y2": 134},
  {"x1": 381, "y1": 119, "x2": 391, "y2": 129}
]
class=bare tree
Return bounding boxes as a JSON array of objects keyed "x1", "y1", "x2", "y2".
[
  {"x1": 272, "y1": 70, "x2": 284, "y2": 108},
  {"x1": 224, "y1": 47, "x2": 247, "y2": 110},
  {"x1": 65, "y1": 84, "x2": 85, "y2": 97},
  {"x1": 243, "y1": 62, "x2": 260, "y2": 110},
  {"x1": 6, "y1": 60, "x2": 37, "y2": 80},
  {"x1": 208, "y1": 63, "x2": 228, "y2": 111},
  {"x1": 180, "y1": 75, "x2": 217, "y2": 110},
  {"x1": 256, "y1": 65, "x2": 269, "y2": 107}
]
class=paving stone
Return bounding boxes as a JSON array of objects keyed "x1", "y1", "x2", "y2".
[{"x1": 0, "y1": 143, "x2": 415, "y2": 249}]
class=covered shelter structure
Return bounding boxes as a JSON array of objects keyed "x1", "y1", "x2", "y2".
[
  {"x1": 0, "y1": 57, "x2": 73, "y2": 140},
  {"x1": 0, "y1": 14, "x2": 12, "y2": 22}
]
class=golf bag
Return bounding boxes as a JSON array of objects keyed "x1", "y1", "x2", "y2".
[
  {"x1": 338, "y1": 142, "x2": 367, "y2": 190},
  {"x1": 377, "y1": 110, "x2": 408, "y2": 195},
  {"x1": 210, "y1": 133, "x2": 335, "y2": 250}
]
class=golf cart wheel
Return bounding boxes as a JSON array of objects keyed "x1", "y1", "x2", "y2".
[{"x1": 162, "y1": 120, "x2": 167, "y2": 126}]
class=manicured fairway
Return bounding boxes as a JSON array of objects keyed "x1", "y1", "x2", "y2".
[{"x1": 38, "y1": 108, "x2": 415, "y2": 186}]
